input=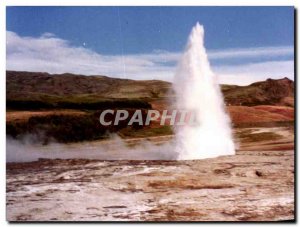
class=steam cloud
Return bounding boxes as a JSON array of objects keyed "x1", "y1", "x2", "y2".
[
  {"x1": 173, "y1": 23, "x2": 235, "y2": 159},
  {"x1": 6, "y1": 135, "x2": 177, "y2": 163}
]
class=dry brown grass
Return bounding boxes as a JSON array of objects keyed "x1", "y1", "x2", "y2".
[
  {"x1": 148, "y1": 178, "x2": 234, "y2": 190},
  {"x1": 227, "y1": 105, "x2": 294, "y2": 124}
]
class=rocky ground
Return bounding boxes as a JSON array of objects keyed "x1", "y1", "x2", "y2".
[{"x1": 6, "y1": 127, "x2": 294, "y2": 221}]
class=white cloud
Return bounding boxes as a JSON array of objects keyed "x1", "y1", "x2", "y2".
[
  {"x1": 6, "y1": 31, "x2": 294, "y2": 85},
  {"x1": 6, "y1": 31, "x2": 175, "y2": 81},
  {"x1": 208, "y1": 46, "x2": 293, "y2": 60},
  {"x1": 213, "y1": 60, "x2": 294, "y2": 85}
]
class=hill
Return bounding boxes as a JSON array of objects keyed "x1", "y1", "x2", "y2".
[
  {"x1": 6, "y1": 70, "x2": 294, "y2": 143},
  {"x1": 6, "y1": 70, "x2": 294, "y2": 107},
  {"x1": 6, "y1": 71, "x2": 171, "y2": 102},
  {"x1": 222, "y1": 77, "x2": 294, "y2": 106}
]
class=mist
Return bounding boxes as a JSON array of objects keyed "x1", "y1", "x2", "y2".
[
  {"x1": 173, "y1": 23, "x2": 235, "y2": 160},
  {"x1": 6, "y1": 135, "x2": 177, "y2": 163}
]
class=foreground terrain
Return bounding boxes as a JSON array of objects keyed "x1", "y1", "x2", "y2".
[{"x1": 6, "y1": 127, "x2": 294, "y2": 221}]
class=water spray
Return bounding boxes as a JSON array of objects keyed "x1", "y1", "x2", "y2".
[{"x1": 174, "y1": 22, "x2": 235, "y2": 160}]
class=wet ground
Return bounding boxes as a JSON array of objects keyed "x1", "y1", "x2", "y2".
[{"x1": 6, "y1": 127, "x2": 294, "y2": 221}]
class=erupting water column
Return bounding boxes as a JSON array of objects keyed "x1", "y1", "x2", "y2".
[{"x1": 174, "y1": 22, "x2": 235, "y2": 160}]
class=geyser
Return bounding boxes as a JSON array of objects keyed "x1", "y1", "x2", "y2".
[{"x1": 174, "y1": 23, "x2": 235, "y2": 160}]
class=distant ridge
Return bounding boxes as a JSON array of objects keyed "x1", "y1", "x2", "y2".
[{"x1": 6, "y1": 70, "x2": 294, "y2": 106}]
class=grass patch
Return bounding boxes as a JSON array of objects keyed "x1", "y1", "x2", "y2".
[{"x1": 237, "y1": 131, "x2": 283, "y2": 143}]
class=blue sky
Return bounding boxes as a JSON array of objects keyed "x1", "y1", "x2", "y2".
[{"x1": 6, "y1": 6, "x2": 294, "y2": 85}]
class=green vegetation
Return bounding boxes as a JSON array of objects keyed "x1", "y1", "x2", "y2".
[
  {"x1": 237, "y1": 131, "x2": 283, "y2": 143},
  {"x1": 7, "y1": 114, "x2": 107, "y2": 143},
  {"x1": 7, "y1": 99, "x2": 151, "y2": 111},
  {"x1": 6, "y1": 109, "x2": 150, "y2": 144}
]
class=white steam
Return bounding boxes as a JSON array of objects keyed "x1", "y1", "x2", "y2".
[
  {"x1": 6, "y1": 135, "x2": 177, "y2": 163},
  {"x1": 174, "y1": 23, "x2": 235, "y2": 160}
]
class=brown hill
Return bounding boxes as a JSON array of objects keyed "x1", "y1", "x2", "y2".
[
  {"x1": 222, "y1": 77, "x2": 294, "y2": 106},
  {"x1": 6, "y1": 71, "x2": 171, "y2": 101},
  {"x1": 6, "y1": 70, "x2": 294, "y2": 107}
]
